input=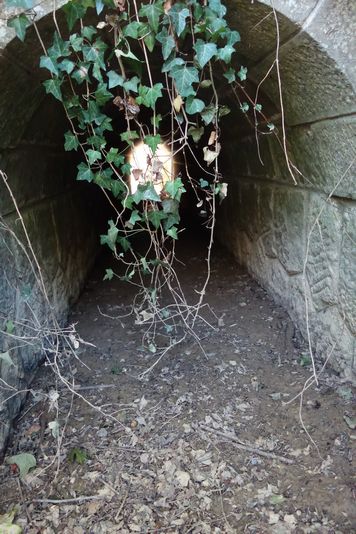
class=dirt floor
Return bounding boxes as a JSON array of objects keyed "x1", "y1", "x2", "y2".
[{"x1": 1, "y1": 234, "x2": 355, "y2": 533}]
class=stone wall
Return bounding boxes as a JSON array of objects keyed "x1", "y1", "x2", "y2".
[
  {"x1": 217, "y1": 0, "x2": 356, "y2": 381},
  {"x1": 0, "y1": 4, "x2": 98, "y2": 452}
]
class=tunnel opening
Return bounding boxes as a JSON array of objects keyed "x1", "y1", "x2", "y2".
[{"x1": 0, "y1": 0, "x2": 355, "y2": 528}]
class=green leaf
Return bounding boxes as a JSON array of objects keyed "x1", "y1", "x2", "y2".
[
  {"x1": 123, "y1": 21, "x2": 142, "y2": 39},
  {"x1": 139, "y1": 1, "x2": 163, "y2": 32},
  {"x1": 95, "y1": 0, "x2": 104, "y2": 14},
  {"x1": 120, "y1": 130, "x2": 140, "y2": 145},
  {"x1": 170, "y1": 64, "x2": 199, "y2": 98},
  {"x1": 225, "y1": 29, "x2": 240, "y2": 46},
  {"x1": 188, "y1": 126, "x2": 204, "y2": 143},
  {"x1": 240, "y1": 102, "x2": 249, "y2": 113},
  {"x1": 128, "y1": 210, "x2": 142, "y2": 226},
  {"x1": 224, "y1": 67, "x2": 235, "y2": 83},
  {"x1": 162, "y1": 56, "x2": 184, "y2": 73},
  {"x1": 0, "y1": 351, "x2": 16, "y2": 368},
  {"x1": 95, "y1": 83, "x2": 112, "y2": 105},
  {"x1": 133, "y1": 183, "x2": 160, "y2": 203},
  {"x1": 104, "y1": 268, "x2": 114, "y2": 281},
  {"x1": 71, "y1": 63, "x2": 90, "y2": 84},
  {"x1": 40, "y1": 55, "x2": 59, "y2": 76},
  {"x1": 106, "y1": 148, "x2": 124, "y2": 166},
  {"x1": 6, "y1": 453, "x2": 36, "y2": 478},
  {"x1": 164, "y1": 177, "x2": 186, "y2": 201},
  {"x1": 64, "y1": 131, "x2": 79, "y2": 151},
  {"x1": 68, "y1": 447, "x2": 87, "y2": 464},
  {"x1": 0, "y1": 508, "x2": 22, "y2": 534},
  {"x1": 156, "y1": 28, "x2": 175, "y2": 60},
  {"x1": 48, "y1": 32, "x2": 70, "y2": 59},
  {"x1": 43, "y1": 79, "x2": 63, "y2": 101},
  {"x1": 144, "y1": 134, "x2": 161, "y2": 154},
  {"x1": 199, "y1": 178, "x2": 209, "y2": 188},
  {"x1": 201, "y1": 104, "x2": 216, "y2": 125},
  {"x1": 185, "y1": 97, "x2": 205, "y2": 115},
  {"x1": 123, "y1": 76, "x2": 140, "y2": 93},
  {"x1": 219, "y1": 105, "x2": 230, "y2": 117},
  {"x1": 200, "y1": 79, "x2": 212, "y2": 88},
  {"x1": 194, "y1": 39, "x2": 217, "y2": 68},
  {"x1": 217, "y1": 44, "x2": 235, "y2": 63},
  {"x1": 100, "y1": 220, "x2": 118, "y2": 251},
  {"x1": 5, "y1": 0, "x2": 33, "y2": 7},
  {"x1": 63, "y1": 1, "x2": 87, "y2": 31},
  {"x1": 8, "y1": 14, "x2": 29, "y2": 42},
  {"x1": 144, "y1": 31, "x2": 155, "y2": 52},
  {"x1": 107, "y1": 70, "x2": 124, "y2": 88},
  {"x1": 118, "y1": 236, "x2": 131, "y2": 252},
  {"x1": 147, "y1": 209, "x2": 166, "y2": 229},
  {"x1": 77, "y1": 162, "x2": 94, "y2": 182},
  {"x1": 111, "y1": 180, "x2": 125, "y2": 198},
  {"x1": 136, "y1": 83, "x2": 163, "y2": 108},
  {"x1": 167, "y1": 226, "x2": 178, "y2": 239},
  {"x1": 82, "y1": 25, "x2": 97, "y2": 41},
  {"x1": 255, "y1": 103, "x2": 262, "y2": 112},
  {"x1": 86, "y1": 149, "x2": 102, "y2": 164},
  {"x1": 208, "y1": 0, "x2": 227, "y2": 17},
  {"x1": 59, "y1": 59, "x2": 75, "y2": 74},
  {"x1": 69, "y1": 33, "x2": 84, "y2": 52},
  {"x1": 6, "y1": 320, "x2": 14, "y2": 334},
  {"x1": 269, "y1": 494, "x2": 285, "y2": 505},
  {"x1": 168, "y1": 4, "x2": 190, "y2": 37},
  {"x1": 237, "y1": 66, "x2": 248, "y2": 81}
]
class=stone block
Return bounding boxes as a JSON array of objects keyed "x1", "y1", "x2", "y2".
[
  {"x1": 339, "y1": 208, "x2": 356, "y2": 335},
  {"x1": 273, "y1": 187, "x2": 307, "y2": 274},
  {"x1": 306, "y1": 194, "x2": 343, "y2": 311}
]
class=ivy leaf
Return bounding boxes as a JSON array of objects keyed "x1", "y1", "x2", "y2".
[
  {"x1": 86, "y1": 149, "x2": 102, "y2": 164},
  {"x1": 156, "y1": 28, "x2": 175, "y2": 60},
  {"x1": 43, "y1": 79, "x2": 63, "y2": 101},
  {"x1": 69, "y1": 33, "x2": 84, "y2": 52},
  {"x1": 111, "y1": 180, "x2": 125, "y2": 198},
  {"x1": 168, "y1": 4, "x2": 190, "y2": 37},
  {"x1": 82, "y1": 25, "x2": 97, "y2": 41},
  {"x1": 145, "y1": 134, "x2": 161, "y2": 154},
  {"x1": 208, "y1": 0, "x2": 227, "y2": 17},
  {"x1": 237, "y1": 66, "x2": 248, "y2": 81},
  {"x1": 144, "y1": 31, "x2": 155, "y2": 52},
  {"x1": 95, "y1": 0, "x2": 104, "y2": 14},
  {"x1": 5, "y1": 0, "x2": 33, "y2": 7},
  {"x1": 194, "y1": 39, "x2": 217, "y2": 68},
  {"x1": 225, "y1": 29, "x2": 240, "y2": 46},
  {"x1": 8, "y1": 14, "x2": 29, "y2": 42},
  {"x1": 240, "y1": 102, "x2": 249, "y2": 113},
  {"x1": 199, "y1": 178, "x2": 209, "y2": 188},
  {"x1": 123, "y1": 21, "x2": 142, "y2": 38},
  {"x1": 162, "y1": 56, "x2": 184, "y2": 73},
  {"x1": 201, "y1": 104, "x2": 216, "y2": 125},
  {"x1": 77, "y1": 162, "x2": 94, "y2": 182},
  {"x1": 167, "y1": 226, "x2": 178, "y2": 240},
  {"x1": 170, "y1": 64, "x2": 199, "y2": 98},
  {"x1": 120, "y1": 130, "x2": 140, "y2": 145},
  {"x1": 48, "y1": 32, "x2": 70, "y2": 59},
  {"x1": 40, "y1": 55, "x2": 59, "y2": 76},
  {"x1": 63, "y1": 1, "x2": 87, "y2": 31},
  {"x1": 104, "y1": 268, "x2": 114, "y2": 280},
  {"x1": 185, "y1": 97, "x2": 205, "y2": 115},
  {"x1": 106, "y1": 148, "x2": 124, "y2": 166},
  {"x1": 188, "y1": 126, "x2": 204, "y2": 143},
  {"x1": 58, "y1": 59, "x2": 75, "y2": 74},
  {"x1": 107, "y1": 70, "x2": 124, "y2": 88},
  {"x1": 165, "y1": 177, "x2": 186, "y2": 201},
  {"x1": 139, "y1": 1, "x2": 164, "y2": 32},
  {"x1": 217, "y1": 44, "x2": 235, "y2": 63},
  {"x1": 123, "y1": 76, "x2": 140, "y2": 93},
  {"x1": 6, "y1": 453, "x2": 36, "y2": 478},
  {"x1": 133, "y1": 184, "x2": 160, "y2": 203},
  {"x1": 95, "y1": 83, "x2": 112, "y2": 105},
  {"x1": 224, "y1": 67, "x2": 235, "y2": 83},
  {"x1": 136, "y1": 83, "x2": 163, "y2": 108},
  {"x1": 64, "y1": 131, "x2": 79, "y2": 151},
  {"x1": 118, "y1": 236, "x2": 131, "y2": 252},
  {"x1": 219, "y1": 105, "x2": 230, "y2": 117},
  {"x1": 100, "y1": 220, "x2": 118, "y2": 251},
  {"x1": 128, "y1": 210, "x2": 142, "y2": 226},
  {"x1": 147, "y1": 209, "x2": 166, "y2": 229}
]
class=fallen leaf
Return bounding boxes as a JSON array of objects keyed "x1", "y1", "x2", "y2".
[
  {"x1": 173, "y1": 95, "x2": 183, "y2": 113},
  {"x1": 6, "y1": 453, "x2": 36, "y2": 478},
  {"x1": 175, "y1": 470, "x2": 190, "y2": 487},
  {"x1": 203, "y1": 144, "x2": 221, "y2": 166},
  {"x1": 344, "y1": 414, "x2": 356, "y2": 429}
]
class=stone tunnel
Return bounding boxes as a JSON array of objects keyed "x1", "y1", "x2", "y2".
[{"x1": 0, "y1": 0, "x2": 355, "y2": 453}]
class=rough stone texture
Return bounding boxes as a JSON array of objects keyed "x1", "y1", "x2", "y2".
[
  {"x1": 0, "y1": 0, "x2": 356, "y2": 454},
  {"x1": 0, "y1": 7, "x2": 98, "y2": 453}
]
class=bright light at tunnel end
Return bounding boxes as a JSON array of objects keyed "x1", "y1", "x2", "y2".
[{"x1": 128, "y1": 142, "x2": 174, "y2": 195}]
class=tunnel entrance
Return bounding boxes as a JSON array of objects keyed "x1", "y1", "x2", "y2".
[{"x1": 0, "y1": 0, "x2": 355, "y2": 529}]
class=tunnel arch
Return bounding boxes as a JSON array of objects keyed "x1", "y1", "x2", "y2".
[{"x1": 0, "y1": 0, "x2": 355, "y2": 452}]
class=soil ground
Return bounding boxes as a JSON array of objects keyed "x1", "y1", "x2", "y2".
[{"x1": 1, "y1": 233, "x2": 355, "y2": 533}]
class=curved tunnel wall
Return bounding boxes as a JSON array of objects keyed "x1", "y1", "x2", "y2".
[{"x1": 0, "y1": 0, "x2": 355, "y2": 452}]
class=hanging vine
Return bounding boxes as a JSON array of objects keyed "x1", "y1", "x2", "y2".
[{"x1": 5, "y1": 0, "x2": 274, "y2": 366}]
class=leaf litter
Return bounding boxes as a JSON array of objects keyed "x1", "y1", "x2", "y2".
[{"x1": 0, "y1": 244, "x2": 355, "y2": 532}]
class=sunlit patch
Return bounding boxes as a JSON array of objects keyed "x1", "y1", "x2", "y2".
[{"x1": 128, "y1": 142, "x2": 174, "y2": 194}]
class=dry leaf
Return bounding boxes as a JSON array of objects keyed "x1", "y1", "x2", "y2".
[
  {"x1": 203, "y1": 144, "x2": 221, "y2": 166},
  {"x1": 208, "y1": 130, "x2": 217, "y2": 146},
  {"x1": 173, "y1": 95, "x2": 183, "y2": 113}
]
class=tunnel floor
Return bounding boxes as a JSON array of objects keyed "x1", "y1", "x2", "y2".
[{"x1": 1, "y1": 235, "x2": 355, "y2": 532}]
